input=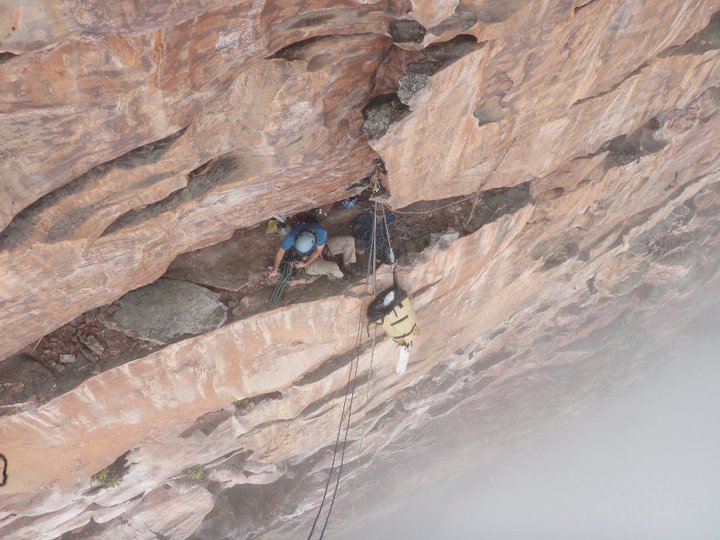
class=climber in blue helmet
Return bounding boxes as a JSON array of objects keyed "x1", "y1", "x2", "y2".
[{"x1": 269, "y1": 222, "x2": 356, "y2": 280}]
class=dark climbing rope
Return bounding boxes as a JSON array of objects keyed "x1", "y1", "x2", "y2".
[
  {"x1": 0, "y1": 453, "x2": 8, "y2": 487},
  {"x1": 269, "y1": 261, "x2": 294, "y2": 305},
  {"x1": 352, "y1": 211, "x2": 395, "y2": 265},
  {"x1": 307, "y1": 204, "x2": 380, "y2": 540},
  {"x1": 349, "y1": 202, "x2": 382, "y2": 524},
  {"x1": 317, "y1": 201, "x2": 384, "y2": 539}
]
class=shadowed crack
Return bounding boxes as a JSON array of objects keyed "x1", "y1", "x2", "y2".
[
  {"x1": 0, "y1": 127, "x2": 188, "y2": 249},
  {"x1": 471, "y1": 348, "x2": 515, "y2": 375},
  {"x1": 180, "y1": 409, "x2": 233, "y2": 438},
  {"x1": 464, "y1": 182, "x2": 533, "y2": 230},
  {"x1": 398, "y1": 35, "x2": 485, "y2": 105},
  {"x1": 362, "y1": 93, "x2": 410, "y2": 139},
  {"x1": 572, "y1": 62, "x2": 648, "y2": 106},
  {"x1": 570, "y1": 115, "x2": 668, "y2": 174},
  {"x1": 233, "y1": 391, "x2": 283, "y2": 415},
  {"x1": 101, "y1": 153, "x2": 241, "y2": 237},
  {"x1": 180, "y1": 392, "x2": 285, "y2": 438},
  {"x1": 287, "y1": 13, "x2": 337, "y2": 30},
  {"x1": 0, "y1": 51, "x2": 19, "y2": 64},
  {"x1": 389, "y1": 19, "x2": 426, "y2": 43},
  {"x1": 660, "y1": 11, "x2": 720, "y2": 57},
  {"x1": 574, "y1": 0, "x2": 600, "y2": 14},
  {"x1": 294, "y1": 345, "x2": 373, "y2": 386},
  {"x1": 59, "y1": 518, "x2": 110, "y2": 539},
  {"x1": 271, "y1": 35, "x2": 338, "y2": 60},
  {"x1": 366, "y1": 35, "x2": 484, "y2": 133},
  {"x1": 300, "y1": 372, "x2": 370, "y2": 418},
  {"x1": 84, "y1": 451, "x2": 131, "y2": 495},
  {"x1": 540, "y1": 241, "x2": 579, "y2": 271},
  {"x1": 429, "y1": 4, "x2": 479, "y2": 35},
  {"x1": 187, "y1": 477, "x2": 299, "y2": 540},
  {"x1": 601, "y1": 116, "x2": 668, "y2": 168}
]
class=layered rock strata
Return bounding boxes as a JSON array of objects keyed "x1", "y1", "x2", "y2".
[{"x1": 1, "y1": 1, "x2": 719, "y2": 360}]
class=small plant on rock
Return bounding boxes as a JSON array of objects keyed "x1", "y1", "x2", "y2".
[
  {"x1": 96, "y1": 468, "x2": 121, "y2": 488},
  {"x1": 186, "y1": 466, "x2": 204, "y2": 481}
]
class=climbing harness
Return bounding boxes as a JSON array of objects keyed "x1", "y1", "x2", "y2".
[{"x1": 0, "y1": 453, "x2": 7, "y2": 487}]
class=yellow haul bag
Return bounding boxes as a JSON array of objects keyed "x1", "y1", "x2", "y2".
[{"x1": 367, "y1": 285, "x2": 420, "y2": 346}]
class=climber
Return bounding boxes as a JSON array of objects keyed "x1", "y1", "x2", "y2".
[{"x1": 269, "y1": 222, "x2": 357, "y2": 280}]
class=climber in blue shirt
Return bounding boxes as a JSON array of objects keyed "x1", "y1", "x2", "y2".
[{"x1": 269, "y1": 222, "x2": 356, "y2": 280}]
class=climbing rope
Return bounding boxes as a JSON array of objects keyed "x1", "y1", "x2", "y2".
[
  {"x1": 350, "y1": 325, "x2": 378, "y2": 526},
  {"x1": 352, "y1": 212, "x2": 394, "y2": 264},
  {"x1": 380, "y1": 136, "x2": 517, "y2": 219},
  {"x1": 306, "y1": 204, "x2": 380, "y2": 540},
  {"x1": 386, "y1": 191, "x2": 483, "y2": 215},
  {"x1": 307, "y1": 197, "x2": 409, "y2": 537},
  {"x1": 380, "y1": 204, "x2": 396, "y2": 269},
  {"x1": 463, "y1": 137, "x2": 517, "y2": 228},
  {"x1": 349, "y1": 199, "x2": 382, "y2": 525},
  {"x1": 269, "y1": 261, "x2": 294, "y2": 304}
]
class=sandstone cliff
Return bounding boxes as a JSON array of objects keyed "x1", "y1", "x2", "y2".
[{"x1": 1, "y1": 1, "x2": 720, "y2": 539}]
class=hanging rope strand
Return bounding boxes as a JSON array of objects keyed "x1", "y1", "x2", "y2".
[
  {"x1": 318, "y1": 333, "x2": 363, "y2": 539},
  {"x1": 349, "y1": 202, "x2": 382, "y2": 525},
  {"x1": 380, "y1": 204, "x2": 395, "y2": 267},
  {"x1": 306, "y1": 294, "x2": 367, "y2": 539},
  {"x1": 349, "y1": 324, "x2": 377, "y2": 524},
  {"x1": 307, "y1": 204, "x2": 379, "y2": 540},
  {"x1": 269, "y1": 262, "x2": 294, "y2": 304},
  {"x1": 317, "y1": 203, "x2": 381, "y2": 539}
]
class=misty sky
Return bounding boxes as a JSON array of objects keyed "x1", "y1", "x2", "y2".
[{"x1": 341, "y1": 303, "x2": 720, "y2": 540}]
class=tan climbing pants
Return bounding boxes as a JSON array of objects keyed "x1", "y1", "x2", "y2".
[{"x1": 305, "y1": 236, "x2": 356, "y2": 279}]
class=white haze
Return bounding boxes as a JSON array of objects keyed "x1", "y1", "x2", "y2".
[{"x1": 341, "y1": 303, "x2": 720, "y2": 540}]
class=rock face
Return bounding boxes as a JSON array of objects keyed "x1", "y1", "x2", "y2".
[
  {"x1": 105, "y1": 279, "x2": 228, "y2": 344},
  {"x1": 1, "y1": 1, "x2": 720, "y2": 539}
]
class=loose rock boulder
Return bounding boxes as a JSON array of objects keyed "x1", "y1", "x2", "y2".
[{"x1": 105, "y1": 279, "x2": 228, "y2": 344}]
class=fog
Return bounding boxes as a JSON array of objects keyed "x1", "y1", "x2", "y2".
[{"x1": 341, "y1": 303, "x2": 720, "y2": 540}]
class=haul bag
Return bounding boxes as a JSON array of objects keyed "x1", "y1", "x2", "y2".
[{"x1": 367, "y1": 285, "x2": 420, "y2": 346}]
